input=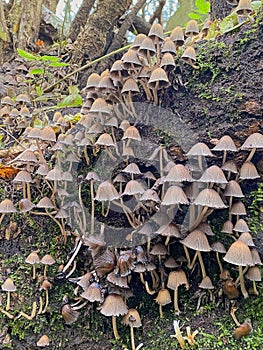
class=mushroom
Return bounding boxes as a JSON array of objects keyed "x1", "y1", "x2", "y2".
[
  {"x1": 148, "y1": 67, "x2": 170, "y2": 105},
  {"x1": 223, "y1": 240, "x2": 254, "y2": 298},
  {"x1": 40, "y1": 280, "x2": 52, "y2": 313},
  {"x1": 239, "y1": 161, "x2": 260, "y2": 180},
  {"x1": 181, "y1": 46, "x2": 198, "y2": 69},
  {"x1": 61, "y1": 295, "x2": 80, "y2": 324},
  {"x1": 155, "y1": 287, "x2": 171, "y2": 318},
  {"x1": 1, "y1": 277, "x2": 16, "y2": 311},
  {"x1": 236, "y1": 0, "x2": 254, "y2": 22},
  {"x1": 240, "y1": 132, "x2": 263, "y2": 162},
  {"x1": 245, "y1": 266, "x2": 261, "y2": 295},
  {"x1": 25, "y1": 251, "x2": 40, "y2": 280},
  {"x1": 37, "y1": 334, "x2": 50, "y2": 347},
  {"x1": 198, "y1": 276, "x2": 214, "y2": 302},
  {"x1": 41, "y1": 254, "x2": 55, "y2": 279},
  {"x1": 211, "y1": 241, "x2": 227, "y2": 275},
  {"x1": 85, "y1": 171, "x2": 100, "y2": 235},
  {"x1": 167, "y1": 270, "x2": 189, "y2": 314},
  {"x1": 99, "y1": 293, "x2": 128, "y2": 340},
  {"x1": 0, "y1": 198, "x2": 17, "y2": 226},
  {"x1": 122, "y1": 308, "x2": 142, "y2": 350},
  {"x1": 170, "y1": 26, "x2": 185, "y2": 51},
  {"x1": 212, "y1": 135, "x2": 238, "y2": 165}
]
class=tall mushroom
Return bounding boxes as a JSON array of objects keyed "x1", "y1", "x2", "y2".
[
  {"x1": 1, "y1": 277, "x2": 16, "y2": 311},
  {"x1": 167, "y1": 270, "x2": 189, "y2": 314},
  {"x1": 122, "y1": 308, "x2": 142, "y2": 350}
]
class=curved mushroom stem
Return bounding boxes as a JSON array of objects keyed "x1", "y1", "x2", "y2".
[
  {"x1": 197, "y1": 251, "x2": 207, "y2": 279},
  {"x1": 215, "y1": 252, "x2": 224, "y2": 275},
  {"x1": 0, "y1": 213, "x2": 6, "y2": 226},
  {"x1": 252, "y1": 281, "x2": 259, "y2": 296},
  {"x1": 139, "y1": 272, "x2": 145, "y2": 285},
  {"x1": 112, "y1": 315, "x2": 120, "y2": 340},
  {"x1": 130, "y1": 324, "x2": 136, "y2": 350},
  {"x1": 183, "y1": 246, "x2": 191, "y2": 268},
  {"x1": 38, "y1": 296, "x2": 43, "y2": 315},
  {"x1": 145, "y1": 281, "x2": 155, "y2": 295},
  {"x1": 0, "y1": 307, "x2": 14, "y2": 319},
  {"x1": 238, "y1": 265, "x2": 248, "y2": 299},
  {"x1": 63, "y1": 238, "x2": 82, "y2": 273},
  {"x1": 174, "y1": 287, "x2": 180, "y2": 315},
  {"x1": 42, "y1": 290, "x2": 49, "y2": 314},
  {"x1": 230, "y1": 306, "x2": 241, "y2": 326},
  {"x1": 189, "y1": 206, "x2": 209, "y2": 232}
]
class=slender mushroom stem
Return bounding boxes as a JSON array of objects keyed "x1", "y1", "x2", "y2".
[
  {"x1": 6, "y1": 291, "x2": 11, "y2": 311},
  {"x1": 174, "y1": 287, "x2": 180, "y2": 314},
  {"x1": 189, "y1": 251, "x2": 198, "y2": 270},
  {"x1": 0, "y1": 307, "x2": 14, "y2": 319},
  {"x1": 197, "y1": 251, "x2": 207, "y2": 279},
  {"x1": 42, "y1": 290, "x2": 49, "y2": 314},
  {"x1": 63, "y1": 238, "x2": 82, "y2": 273},
  {"x1": 38, "y1": 296, "x2": 43, "y2": 314},
  {"x1": 112, "y1": 315, "x2": 120, "y2": 340},
  {"x1": 246, "y1": 147, "x2": 256, "y2": 162},
  {"x1": 238, "y1": 265, "x2": 249, "y2": 299},
  {"x1": 0, "y1": 213, "x2": 6, "y2": 226},
  {"x1": 230, "y1": 307, "x2": 241, "y2": 326},
  {"x1": 159, "y1": 304, "x2": 163, "y2": 318},
  {"x1": 252, "y1": 281, "x2": 259, "y2": 296},
  {"x1": 130, "y1": 324, "x2": 136, "y2": 350},
  {"x1": 215, "y1": 252, "x2": 223, "y2": 275},
  {"x1": 183, "y1": 246, "x2": 191, "y2": 268},
  {"x1": 32, "y1": 264, "x2": 37, "y2": 280},
  {"x1": 145, "y1": 281, "x2": 155, "y2": 295}
]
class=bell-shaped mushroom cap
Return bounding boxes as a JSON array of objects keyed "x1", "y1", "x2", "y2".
[
  {"x1": 138, "y1": 37, "x2": 156, "y2": 57},
  {"x1": 164, "y1": 256, "x2": 180, "y2": 269},
  {"x1": 186, "y1": 142, "x2": 214, "y2": 157},
  {"x1": 40, "y1": 126, "x2": 56, "y2": 142},
  {"x1": 36, "y1": 197, "x2": 55, "y2": 209},
  {"x1": 77, "y1": 272, "x2": 93, "y2": 291},
  {"x1": 223, "y1": 240, "x2": 254, "y2": 266},
  {"x1": 170, "y1": 26, "x2": 184, "y2": 46},
  {"x1": 2, "y1": 277, "x2": 16, "y2": 292},
  {"x1": 140, "y1": 189, "x2": 160, "y2": 203},
  {"x1": 16, "y1": 93, "x2": 30, "y2": 103},
  {"x1": 221, "y1": 220, "x2": 233, "y2": 233},
  {"x1": 199, "y1": 276, "x2": 214, "y2": 289},
  {"x1": 122, "y1": 308, "x2": 142, "y2": 327},
  {"x1": 150, "y1": 242, "x2": 168, "y2": 256},
  {"x1": 41, "y1": 254, "x2": 56, "y2": 265},
  {"x1": 240, "y1": 132, "x2": 263, "y2": 150},
  {"x1": 99, "y1": 294, "x2": 128, "y2": 316},
  {"x1": 224, "y1": 180, "x2": 244, "y2": 197},
  {"x1": 148, "y1": 67, "x2": 170, "y2": 89},
  {"x1": 239, "y1": 161, "x2": 260, "y2": 180},
  {"x1": 36, "y1": 334, "x2": 50, "y2": 347},
  {"x1": 95, "y1": 181, "x2": 119, "y2": 201},
  {"x1": 81, "y1": 282, "x2": 104, "y2": 302},
  {"x1": 155, "y1": 288, "x2": 172, "y2": 305},
  {"x1": 156, "y1": 223, "x2": 182, "y2": 238},
  {"x1": 85, "y1": 72, "x2": 100, "y2": 89},
  {"x1": 19, "y1": 198, "x2": 35, "y2": 212},
  {"x1": 211, "y1": 241, "x2": 226, "y2": 254},
  {"x1": 234, "y1": 219, "x2": 250, "y2": 233},
  {"x1": 167, "y1": 270, "x2": 189, "y2": 290},
  {"x1": 245, "y1": 266, "x2": 262, "y2": 282},
  {"x1": 198, "y1": 165, "x2": 228, "y2": 184},
  {"x1": 25, "y1": 251, "x2": 40, "y2": 264},
  {"x1": 181, "y1": 46, "x2": 197, "y2": 62},
  {"x1": 193, "y1": 188, "x2": 227, "y2": 209},
  {"x1": 250, "y1": 248, "x2": 262, "y2": 265},
  {"x1": 122, "y1": 125, "x2": 141, "y2": 141},
  {"x1": 185, "y1": 20, "x2": 199, "y2": 36},
  {"x1": 0, "y1": 199, "x2": 17, "y2": 213},
  {"x1": 161, "y1": 37, "x2": 177, "y2": 54},
  {"x1": 181, "y1": 229, "x2": 211, "y2": 252},
  {"x1": 107, "y1": 272, "x2": 129, "y2": 288},
  {"x1": 85, "y1": 171, "x2": 100, "y2": 182},
  {"x1": 123, "y1": 180, "x2": 145, "y2": 196},
  {"x1": 13, "y1": 170, "x2": 33, "y2": 183},
  {"x1": 160, "y1": 52, "x2": 176, "y2": 69},
  {"x1": 89, "y1": 98, "x2": 111, "y2": 115},
  {"x1": 230, "y1": 201, "x2": 247, "y2": 216},
  {"x1": 148, "y1": 22, "x2": 164, "y2": 41},
  {"x1": 131, "y1": 33, "x2": 147, "y2": 49},
  {"x1": 165, "y1": 164, "x2": 193, "y2": 183},
  {"x1": 122, "y1": 163, "x2": 141, "y2": 175},
  {"x1": 238, "y1": 232, "x2": 255, "y2": 247},
  {"x1": 236, "y1": 0, "x2": 253, "y2": 15},
  {"x1": 197, "y1": 222, "x2": 215, "y2": 236},
  {"x1": 95, "y1": 133, "x2": 115, "y2": 147},
  {"x1": 221, "y1": 160, "x2": 238, "y2": 174},
  {"x1": 121, "y1": 77, "x2": 140, "y2": 94},
  {"x1": 212, "y1": 135, "x2": 238, "y2": 152},
  {"x1": 161, "y1": 185, "x2": 189, "y2": 205},
  {"x1": 45, "y1": 167, "x2": 63, "y2": 181}
]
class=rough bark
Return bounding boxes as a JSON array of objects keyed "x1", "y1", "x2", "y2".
[
  {"x1": 68, "y1": 0, "x2": 95, "y2": 43},
  {"x1": 0, "y1": 0, "x2": 11, "y2": 64},
  {"x1": 43, "y1": 0, "x2": 59, "y2": 13},
  {"x1": 70, "y1": 0, "x2": 132, "y2": 65},
  {"x1": 210, "y1": 0, "x2": 232, "y2": 21}
]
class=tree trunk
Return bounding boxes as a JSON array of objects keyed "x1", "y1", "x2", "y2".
[
  {"x1": 210, "y1": 0, "x2": 232, "y2": 21},
  {"x1": 68, "y1": 0, "x2": 95, "y2": 43},
  {"x1": 70, "y1": 0, "x2": 132, "y2": 65},
  {"x1": 0, "y1": 0, "x2": 11, "y2": 64},
  {"x1": 43, "y1": 0, "x2": 59, "y2": 13}
]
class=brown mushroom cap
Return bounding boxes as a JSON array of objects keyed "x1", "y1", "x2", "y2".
[
  {"x1": 238, "y1": 232, "x2": 255, "y2": 247},
  {"x1": 167, "y1": 270, "x2": 189, "y2": 290},
  {"x1": 233, "y1": 219, "x2": 250, "y2": 233},
  {"x1": 236, "y1": 0, "x2": 253, "y2": 15},
  {"x1": 181, "y1": 230, "x2": 211, "y2": 252},
  {"x1": 41, "y1": 254, "x2": 56, "y2": 266},
  {"x1": 193, "y1": 188, "x2": 227, "y2": 209},
  {"x1": 122, "y1": 308, "x2": 142, "y2": 327},
  {"x1": 155, "y1": 288, "x2": 172, "y2": 306},
  {"x1": 230, "y1": 201, "x2": 247, "y2": 216},
  {"x1": 199, "y1": 276, "x2": 214, "y2": 290},
  {"x1": 223, "y1": 240, "x2": 254, "y2": 266},
  {"x1": 95, "y1": 133, "x2": 115, "y2": 147},
  {"x1": 245, "y1": 266, "x2": 261, "y2": 282},
  {"x1": 36, "y1": 334, "x2": 50, "y2": 347},
  {"x1": 1, "y1": 277, "x2": 16, "y2": 292},
  {"x1": 239, "y1": 161, "x2": 260, "y2": 180},
  {"x1": 122, "y1": 125, "x2": 141, "y2": 141},
  {"x1": 170, "y1": 26, "x2": 185, "y2": 46},
  {"x1": 161, "y1": 185, "x2": 189, "y2": 206},
  {"x1": 81, "y1": 282, "x2": 104, "y2": 303},
  {"x1": 99, "y1": 294, "x2": 128, "y2": 316},
  {"x1": 221, "y1": 220, "x2": 233, "y2": 234},
  {"x1": 185, "y1": 20, "x2": 199, "y2": 36},
  {"x1": 25, "y1": 251, "x2": 40, "y2": 265}
]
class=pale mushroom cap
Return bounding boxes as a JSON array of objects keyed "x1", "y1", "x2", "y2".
[
  {"x1": 40, "y1": 126, "x2": 56, "y2": 142},
  {"x1": 89, "y1": 98, "x2": 111, "y2": 114},
  {"x1": 238, "y1": 232, "x2": 255, "y2": 247},
  {"x1": 199, "y1": 276, "x2": 214, "y2": 289},
  {"x1": 36, "y1": 197, "x2": 55, "y2": 209},
  {"x1": 161, "y1": 38, "x2": 177, "y2": 54},
  {"x1": 236, "y1": 0, "x2": 253, "y2": 14},
  {"x1": 95, "y1": 181, "x2": 119, "y2": 201},
  {"x1": 122, "y1": 125, "x2": 141, "y2": 141},
  {"x1": 170, "y1": 26, "x2": 184, "y2": 45},
  {"x1": 211, "y1": 241, "x2": 226, "y2": 254},
  {"x1": 122, "y1": 163, "x2": 141, "y2": 175},
  {"x1": 156, "y1": 223, "x2": 182, "y2": 238},
  {"x1": 150, "y1": 243, "x2": 168, "y2": 256},
  {"x1": 36, "y1": 334, "x2": 50, "y2": 347},
  {"x1": 186, "y1": 142, "x2": 214, "y2": 157},
  {"x1": 140, "y1": 189, "x2": 160, "y2": 203},
  {"x1": 41, "y1": 254, "x2": 56, "y2": 265},
  {"x1": 155, "y1": 288, "x2": 172, "y2": 306},
  {"x1": 181, "y1": 229, "x2": 211, "y2": 252},
  {"x1": 230, "y1": 201, "x2": 247, "y2": 215},
  {"x1": 148, "y1": 22, "x2": 164, "y2": 40},
  {"x1": 167, "y1": 270, "x2": 189, "y2": 290},
  {"x1": 212, "y1": 135, "x2": 238, "y2": 152},
  {"x1": 106, "y1": 272, "x2": 128, "y2": 288},
  {"x1": 123, "y1": 180, "x2": 145, "y2": 196},
  {"x1": 240, "y1": 132, "x2": 263, "y2": 149},
  {"x1": 233, "y1": 219, "x2": 250, "y2": 232},
  {"x1": 121, "y1": 50, "x2": 142, "y2": 67},
  {"x1": 239, "y1": 161, "x2": 260, "y2": 180},
  {"x1": 25, "y1": 251, "x2": 40, "y2": 264},
  {"x1": 193, "y1": 188, "x2": 227, "y2": 209},
  {"x1": 13, "y1": 170, "x2": 33, "y2": 183},
  {"x1": 165, "y1": 164, "x2": 193, "y2": 183},
  {"x1": 99, "y1": 294, "x2": 128, "y2": 316},
  {"x1": 121, "y1": 77, "x2": 140, "y2": 93},
  {"x1": 148, "y1": 67, "x2": 170, "y2": 88},
  {"x1": 19, "y1": 198, "x2": 35, "y2": 212},
  {"x1": 122, "y1": 308, "x2": 142, "y2": 327},
  {"x1": 221, "y1": 220, "x2": 233, "y2": 233},
  {"x1": 198, "y1": 165, "x2": 228, "y2": 184},
  {"x1": 95, "y1": 133, "x2": 115, "y2": 147},
  {"x1": 2, "y1": 277, "x2": 16, "y2": 292},
  {"x1": 161, "y1": 185, "x2": 189, "y2": 206},
  {"x1": 81, "y1": 282, "x2": 104, "y2": 303},
  {"x1": 221, "y1": 160, "x2": 238, "y2": 174},
  {"x1": 197, "y1": 222, "x2": 215, "y2": 236},
  {"x1": 185, "y1": 20, "x2": 199, "y2": 36},
  {"x1": 245, "y1": 266, "x2": 262, "y2": 282},
  {"x1": 181, "y1": 46, "x2": 197, "y2": 62},
  {"x1": 223, "y1": 240, "x2": 254, "y2": 266},
  {"x1": 250, "y1": 248, "x2": 262, "y2": 265},
  {"x1": 45, "y1": 167, "x2": 63, "y2": 181},
  {"x1": 0, "y1": 199, "x2": 17, "y2": 213}
]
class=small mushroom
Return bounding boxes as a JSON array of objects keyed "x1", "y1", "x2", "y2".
[
  {"x1": 37, "y1": 334, "x2": 50, "y2": 347},
  {"x1": 41, "y1": 254, "x2": 55, "y2": 279},
  {"x1": 1, "y1": 277, "x2": 16, "y2": 311},
  {"x1": 155, "y1": 287, "x2": 171, "y2": 318},
  {"x1": 25, "y1": 251, "x2": 40, "y2": 280},
  {"x1": 122, "y1": 308, "x2": 142, "y2": 350}
]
